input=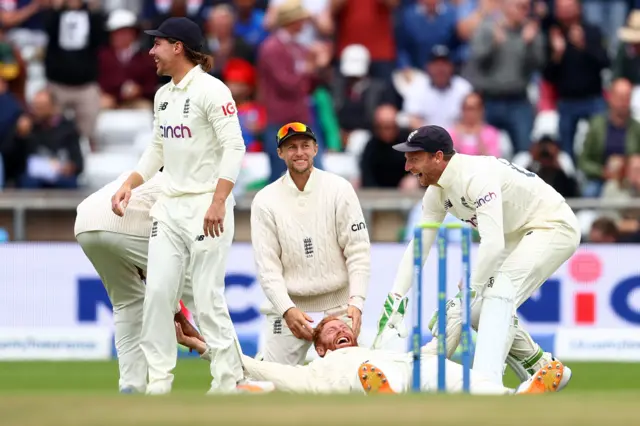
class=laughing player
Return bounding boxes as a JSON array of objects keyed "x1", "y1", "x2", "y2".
[
  {"x1": 176, "y1": 316, "x2": 568, "y2": 395},
  {"x1": 111, "y1": 17, "x2": 246, "y2": 394},
  {"x1": 376, "y1": 125, "x2": 580, "y2": 386}
]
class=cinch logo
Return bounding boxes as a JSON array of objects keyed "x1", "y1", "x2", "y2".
[
  {"x1": 475, "y1": 192, "x2": 497, "y2": 208},
  {"x1": 160, "y1": 124, "x2": 192, "y2": 139},
  {"x1": 351, "y1": 222, "x2": 366, "y2": 232}
]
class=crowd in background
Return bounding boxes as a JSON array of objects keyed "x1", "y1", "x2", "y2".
[{"x1": 2, "y1": 0, "x2": 640, "y2": 242}]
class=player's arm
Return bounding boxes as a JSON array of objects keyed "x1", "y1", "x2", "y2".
[
  {"x1": 250, "y1": 199, "x2": 295, "y2": 317},
  {"x1": 335, "y1": 181, "x2": 371, "y2": 312},
  {"x1": 241, "y1": 356, "x2": 312, "y2": 393},
  {"x1": 390, "y1": 188, "x2": 446, "y2": 297},
  {"x1": 204, "y1": 82, "x2": 246, "y2": 204},
  {"x1": 466, "y1": 175, "x2": 505, "y2": 289}
]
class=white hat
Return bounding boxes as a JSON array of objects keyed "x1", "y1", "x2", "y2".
[
  {"x1": 106, "y1": 9, "x2": 137, "y2": 32},
  {"x1": 340, "y1": 44, "x2": 370, "y2": 78}
]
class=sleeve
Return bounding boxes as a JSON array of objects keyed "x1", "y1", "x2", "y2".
[
  {"x1": 134, "y1": 94, "x2": 164, "y2": 181},
  {"x1": 578, "y1": 118, "x2": 604, "y2": 179},
  {"x1": 524, "y1": 32, "x2": 546, "y2": 72},
  {"x1": 257, "y1": 43, "x2": 311, "y2": 97},
  {"x1": 584, "y1": 26, "x2": 610, "y2": 70},
  {"x1": 251, "y1": 198, "x2": 296, "y2": 316},
  {"x1": 241, "y1": 355, "x2": 311, "y2": 392},
  {"x1": 335, "y1": 180, "x2": 371, "y2": 306},
  {"x1": 204, "y1": 82, "x2": 246, "y2": 184},
  {"x1": 470, "y1": 22, "x2": 496, "y2": 65},
  {"x1": 64, "y1": 122, "x2": 84, "y2": 175},
  {"x1": 390, "y1": 188, "x2": 446, "y2": 297},
  {"x1": 465, "y1": 173, "x2": 505, "y2": 289}
]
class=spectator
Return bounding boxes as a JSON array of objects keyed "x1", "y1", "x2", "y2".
[
  {"x1": 205, "y1": 4, "x2": 255, "y2": 80},
  {"x1": 257, "y1": 0, "x2": 324, "y2": 182},
  {"x1": 358, "y1": 104, "x2": 414, "y2": 189},
  {"x1": 448, "y1": 92, "x2": 503, "y2": 157},
  {"x1": 519, "y1": 135, "x2": 579, "y2": 197},
  {"x1": 333, "y1": 44, "x2": 400, "y2": 138},
  {"x1": 0, "y1": 24, "x2": 27, "y2": 105},
  {"x1": 588, "y1": 217, "x2": 619, "y2": 242},
  {"x1": 44, "y1": 0, "x2": 105, "y2": 143},
  {"x1": 613, "y1": 11, "x2": 640, "y2": 85},
  {"x1": 98, "y1": 9, "x2": 157, "y2": 110},
  {"x1": 331, "y1": 0, "x2": 399, "y2": 81},
  {"x1": 543, "y1": 0, "x2": 609, "y2": 159},
  {"x1": 15, "y1": 88, "x2": 84, "y2": 189},
  {"x1": 466, "y1": 0, "x2": 544, "y2": 154},
  {"x1": 581, "y1": 0, "x2": 628, "y2": 55},
  {"x1": 456, "y1": 0, "x2": 501, "y2": 62},
  {"x1": 403, "y1": 45, "x2": 472, "y2": 130},
  {"x1": 601, "y1": 154, "x2": 640, "y2": 225},
  {"x1": 579, "y1": 78, "x2": 640, "y2": 197},
  {"x1": 264, "y1": 0, "x2": 333, "y2": 46},
  {"x1": 0, "y1": 0, "x2": 47, "y2": 51},
  {"x1": 397, "y1": 0, "x2": 459, "y2": 72},
  {"x1": 140, "y1": 0, "x2": 209, "y2": 32},
  {"x1": 222, "y1": 57, "x2": 266, "y2": 153},
  {"x1": 0, "y1": 77, "x2": 22, "y2": 187},
  {"x1": 233, "y1": 0, "x2": 268, "y2": 47}
]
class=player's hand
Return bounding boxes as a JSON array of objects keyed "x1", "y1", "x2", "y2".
[
  {"x1": 283, "y1": 307, "x2": 314, "y2": 341},
  {"x1": 175, "y1": 322, "x2": 206, "y2": 355},
  {"x1": 203, "y1": 199, "x2": 225, "y2": 238},
  {"x1": 372, "y1": 293, "x2": 408, "y2": 349},
  {"x1": 174, "y1": 311, "x2": 204, "y2": 343},
  {"x1": 347, "y1": 305, "x2": 362, "y2": 338},
  {"x1": 111, "y1": 185, "x2": 132, "y2": 217}
]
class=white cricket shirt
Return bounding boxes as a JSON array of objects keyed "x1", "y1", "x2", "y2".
[
  {"x1": 74, "y1": 171, "x2": 164, "y2": 238},
  {"x1": 250, "y1": 168, "x2": 371, "y2": 315},
  {"x1": 135, "y1": 65, "x2": 246, "y2": 196},
  {"x1": 392, "y1": 154, "x2": 569, "y2": 295}
]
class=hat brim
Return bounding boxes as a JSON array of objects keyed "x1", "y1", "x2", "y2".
[
  {"x1": 277, "y1": 131, "x2": 316, "y2": 147},
  {"x1": 144, "y1": 29, "x2": 170, "y2": 38},
  {"x1": 392, "y1": 142, "x2": 424, "y2": 152}
]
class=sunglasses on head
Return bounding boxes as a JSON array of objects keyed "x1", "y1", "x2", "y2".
[{"x1": 276, "y1": 122, "x2": 314, "y2": 145}]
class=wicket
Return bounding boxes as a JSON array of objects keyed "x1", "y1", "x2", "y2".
[{"x1": 412, "y1": 222, "x2": 472, "y2": 393}]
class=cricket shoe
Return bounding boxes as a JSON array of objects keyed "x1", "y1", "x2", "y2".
[
  {"x1": 528, "y1": 352, "x2": 572, "y2": 392},
  {"x1": 236, "y1": 379, "x2": 275, "y2": 393},
  {"x1": 515, "y1": 360, "x2": 567, "y2": 395},
  {"x1": 358, "y1": 362, "x2": 396, "y2": 394}
]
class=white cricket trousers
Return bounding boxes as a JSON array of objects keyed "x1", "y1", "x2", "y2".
[
  {"x1": 76, "y1": 231, "x2": 149, "y2": 393},
  {"x1": 141, "y1": 193, "x2": 243, "y2": 393},
  {"x1": 473, "y1": 202, "x2": 581, "y2": 383},
  {"x1": 260, "y1": 305, "x2": 351, "y2": 365}
]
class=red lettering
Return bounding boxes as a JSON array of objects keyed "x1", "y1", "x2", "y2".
[{"x1": 222, "y1": 102, "x2": 236, "y2": 116}]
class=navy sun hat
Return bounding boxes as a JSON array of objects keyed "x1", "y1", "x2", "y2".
[{"x1": 145, "y1": 17, "x2": 203, "y2": 52}]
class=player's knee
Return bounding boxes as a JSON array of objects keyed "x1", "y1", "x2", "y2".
[{"x1": 481, "y1": 273, "x2": 516, "y2": 302}]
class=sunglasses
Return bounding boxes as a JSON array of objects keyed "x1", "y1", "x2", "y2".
[{"x1": 276, "y1": 122, "x2": 314, "y2": 145}]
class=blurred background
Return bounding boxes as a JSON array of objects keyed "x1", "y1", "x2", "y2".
[{"x1": 1, "y1": 0, "x2": 640, "y2": 367}]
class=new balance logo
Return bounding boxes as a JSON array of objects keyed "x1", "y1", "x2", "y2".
[
  {"x1": 444, "y1": 199, "x2": 453, "y2": 210},
  {"x1": 151, "y1": 222, "x2": 158, "y2": 237},
  {"x1": 273, "y1": 318, "x2": 282, "y2": 335},
  {"x1": 303, "y1": 237, "x2": 314, "y2": 258},
  {"x1": 158, "y1": 102, "x2": 168, "y2": 111},
  {"x1": 195, "y1": 235, "x2": 204, "y2": 241},
  {"x1": 183, "y1": 98, "x2": 190, "y2": 117}
]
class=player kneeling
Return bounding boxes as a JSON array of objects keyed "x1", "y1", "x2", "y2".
[{"x1": 176, "y1": 316, "x2": 568, "y2": 395}]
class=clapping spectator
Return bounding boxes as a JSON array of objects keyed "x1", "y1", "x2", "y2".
[
  {"x1": 613, "y1": 11, "x2": 640, "y2": 85},
  {"x1": 233, "y1": 0, "x2": 268, "y2": 47},
  {"x1": 98, "y1": 9, "x2": 157, "y2": 110},
  {"x1": 579, "y1": 79, "x2": 640, "y2": 197},
  {"x1": 205, "y1": 4, "x2": 255, "y2": 80},
  {"x1": 397, "y1": 0, "x2": 459, "y2": 74},
  {"x1": 519, "y1": 135, "x2": 579, "y2": 197},
  {"x1": 403, "y1": 45, "x2": 472, "y2": 130},
  {"x1": 448, "y1": 92, "x2": 504, "y2": 157},
  {"x1": 0, "y1": 0, "x2": 48, "y2": 51},
  {"x1": 543, "y1": 0, "x2": 609, "y2": 159},
  {"x1": 264, "y1": 0, "x2": 333, "y2": 46},
  {"x1": 44, "y1": 0, "x2": 105, "y2": 143},
  {"x1": 14, "y1": 88, "x2": 83, "y2": 189},
  {"x1": 456, "y1": 0, "x2": 501, "y2": 62},
  {"x1": 466, "y1": 0, "x2": 544, "y2": 154},
  {"x1": 358, "y1": 104, "x2": 414, "y2": 190},
  {"x1": 331, "y1": 0, "x2": 399, "y2": 81}
]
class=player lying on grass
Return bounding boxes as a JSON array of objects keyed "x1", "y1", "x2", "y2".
[
  {"x1": 176, "y1": 316, "x2": 568, "y2": 395},
  {"x1": 373, "y1": 284, "x2": 572, "y2": 390}
]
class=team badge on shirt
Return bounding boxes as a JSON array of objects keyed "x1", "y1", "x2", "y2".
[
  {"x1": 183, "y1": 98, "x2": 190, "y2": 118},
  {"x1": 303, "y1": 237, "x2": 314, "y2": 258}
]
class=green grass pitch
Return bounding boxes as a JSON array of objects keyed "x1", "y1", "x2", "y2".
[{"x1": 0, "y1": 360, "x2": 638, "y2": 426}]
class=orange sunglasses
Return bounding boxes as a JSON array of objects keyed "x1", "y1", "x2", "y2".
[{"x1": 276, "y1": 122, "x2": 316, "y2": 146}]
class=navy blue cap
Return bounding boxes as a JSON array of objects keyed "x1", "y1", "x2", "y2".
[
  {"x1": 145, "y1": 17, "x2": 203, "y2": 52},
  {"x1": 392, "y1": 125, "x2": 454, "y2": 154},
  {"x1": 429, "y1": 45, "x2": 451, "y2": 62}
]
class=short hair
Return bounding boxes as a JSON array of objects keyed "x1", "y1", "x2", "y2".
[
  {"x1": 591, "y1": 217, "x2": 619, "y2": 239},
  {"x1": 312, "y1": 315, "x2": 341, "y2": 348}
]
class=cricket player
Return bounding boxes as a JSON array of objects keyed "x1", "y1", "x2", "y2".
[
  {"x1": 111, "y1": 17, "x2": 246, "y2": 394},
  {"x1": 375, "y1": 125, "x2": 581, "y2": 386},
  {"x1": 250, "y1": 122, "x2": 370, "y2": 365},
  {"x1": 176, "y1": 316, "x2": 568, "y2": 395},
  {"x1": 75, "y1": 170, "x2": 200, "y2": 393}
]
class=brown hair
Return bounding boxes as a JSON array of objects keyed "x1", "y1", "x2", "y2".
[
  {"x1": 167, "y1": 38, "x2": 214, "y2": 73},
  {"x1": 591, "y1": 217, "x2": 619, "y2": 240},
  {"x1": 312, "y1": 315, "x2": 341, "y2": 348}
]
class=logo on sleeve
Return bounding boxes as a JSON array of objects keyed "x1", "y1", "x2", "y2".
[
  {"x1": 351, "y1": 221, "x2": 366, "y2": 232},
  {"x1": 158, "y1": 102, "x2": 168, "y2": 111},
  {"x1": 475, "y1": 192, "x2": 497, "y2": 208},
  {"x1": 444, "y1": 199, "x2": 453, "y2": 211},
  {"x1": 222, "y1": 102, "x2": 236, "y2": 116}
]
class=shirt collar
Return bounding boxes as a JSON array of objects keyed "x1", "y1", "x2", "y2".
[
  {"x1": 436, "y1": 153, "x2": 461, "y2": 188},
  {"x1": 170, "y1": 65, "x2": 203, "y2": 91},
  {"x1": 283, "y1": 167, "x2": 317, "y2": 193}
]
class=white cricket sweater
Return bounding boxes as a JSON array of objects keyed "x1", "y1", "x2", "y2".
[
  {"x1": 250, "y1": 168, "x2": 371, "y2": 316},
  {"x1": 74, "y1": 171, "x2": 164, "y2": 238}
]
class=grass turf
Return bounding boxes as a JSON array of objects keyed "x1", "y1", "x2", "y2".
[{"x1": 0, "y1": 360, "x2": 638, "y2": 426}]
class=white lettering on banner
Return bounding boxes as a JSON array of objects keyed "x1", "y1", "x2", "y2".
[
  {"x1": 0, "y1": 327, "x2": 112, "y2": 360},
  {"x1": 555, "y1": 328, "x2": 640, "y2": 361},
  {"x1": 1, "y1": 244, "x2": 640, "y2": 359}
]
